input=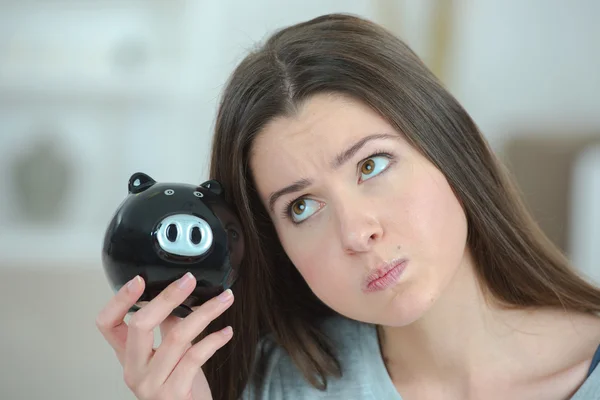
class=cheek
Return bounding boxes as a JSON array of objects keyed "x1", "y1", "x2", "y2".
[
  {"x1": 402, "y1": 169, "x2": 468, "y2": 263},
  {"x1": 278, "y1": 226, "x2": 351, "y2": 301},
  {"x1": 279, "y1": 227, "x2": 329, "y2": 281}
]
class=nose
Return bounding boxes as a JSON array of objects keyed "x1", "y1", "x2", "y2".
[
  {"x1": 155, "y1": 214, "x2": 213, "y2": 256},
  {"x1": 335, "y1": 197, "x2": 383, "y2": 253}
]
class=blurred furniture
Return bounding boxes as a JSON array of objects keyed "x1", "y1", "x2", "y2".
[
  {"x1": 503, "y1": 134, "x2": 600, "y2": 283},
  {"x1": 570, "y1": 143, "x2": 600, "y2": 285}
]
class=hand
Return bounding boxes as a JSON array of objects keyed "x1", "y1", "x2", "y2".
[{"x1": 96, "y1": 272, "x2": 234, "y2": 399}]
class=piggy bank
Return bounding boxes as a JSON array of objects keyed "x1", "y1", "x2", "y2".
[{"x1": 101, "y1": 172, "x2": 244, "y2": 318}]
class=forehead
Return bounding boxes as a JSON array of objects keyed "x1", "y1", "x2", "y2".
[{"x1": 251, "y1": 93, "x2": 391, "y2": 160}]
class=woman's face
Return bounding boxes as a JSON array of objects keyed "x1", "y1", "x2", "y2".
[{"x1": 249, "y1": 93, "x2": 469, "y2": 327}]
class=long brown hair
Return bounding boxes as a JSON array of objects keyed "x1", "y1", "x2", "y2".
[{"x1": 200, "y1": 13, "x2": 600, "y2": 400}]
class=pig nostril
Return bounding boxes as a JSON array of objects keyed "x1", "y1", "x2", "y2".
[
  {"x1": 190, "y1": 226, "x2": 202, "y2": 245},
  {"x1": 167, "y1": 224, "x2": 178, "y2": 242}
]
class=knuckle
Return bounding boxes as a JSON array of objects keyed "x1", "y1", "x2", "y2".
[
  {"x1": 128, "y1": 314, "x2": 151, "y2": 332},
  {"x1": 163, "y1": 326, "x2": 186, "y2": 346},
  {"x1": 113, "y1": 289, "x2": 130, "y2": 306},
  {"x1": 194, "y1": 313, "x2": 212, "y2": 329},
  {"x1": 161, "y1": 285, "x2": 183, "y2": 304},
  {"x1": 200, "y1": 300, "x2": 225, "y2": 319},
  {"x1": 187, "y1": 336, "x2": 221, "y2": 365},
  {"x1": 203, "y1": 308, "x2": 225, "y2": 325},
  {"x1": 95, "y1": 313, "x2": 107, "y2": 330},
  {"x1": 188, "y1": 346, "x2": 210, "y2": 366}
]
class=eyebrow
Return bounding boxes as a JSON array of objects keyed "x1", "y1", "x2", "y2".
[{"x1": 267, "y1": 133, "x2": 397, "y2": 212}]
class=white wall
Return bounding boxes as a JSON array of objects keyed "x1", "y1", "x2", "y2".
[
  {"x1": 0, "y1": 1, "x2": 598, "y2": 399},
  {"x1": 447, "y1": 0, "x2": 600, "y2": 150}
]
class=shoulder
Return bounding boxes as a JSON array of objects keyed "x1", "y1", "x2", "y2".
[
  {"x1": 569, "y1": 314, "x2": 600, "y2": 399},
  {"x1": 572, "y1": 360, "x2": 600, "y2": 399},
  {"x1": 241, "y1": 314, "x2": 380, "y2": 400}
]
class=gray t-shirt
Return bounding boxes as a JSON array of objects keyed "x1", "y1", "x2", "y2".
[{"x1": 241, "y1": 314, "x2": 600, "y2": 399}]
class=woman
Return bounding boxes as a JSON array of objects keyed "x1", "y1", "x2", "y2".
[{"x1": 96, "y1": 13, "x2": 600, "y2": 400}]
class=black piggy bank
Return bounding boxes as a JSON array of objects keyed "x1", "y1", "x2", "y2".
[{"x1": 101, "y1": 172, "x2": 244, "y2": 318}]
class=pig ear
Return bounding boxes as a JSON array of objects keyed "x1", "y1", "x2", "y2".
[
  {"x1": 200, "y1": 180, "x2": 223, "y2": 196},
  {"x1": 128, "y1": 172, "x2": 156, "y2": 194}
]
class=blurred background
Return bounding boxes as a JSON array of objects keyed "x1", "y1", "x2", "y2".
[{"x1": 0, "y1": 1, "x2": 598, "y2": 399}]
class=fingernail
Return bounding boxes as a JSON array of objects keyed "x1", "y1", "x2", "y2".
[
  {"x1": 217, "y1": 289, "x2": 233, "y2": 303},
  {"x1": 221, "y1": 326, "x2": 233, "y2": 336},
  {"x1": 126, "y1": 275, "x2": 142, "y2": 292},
  {"x1": 177, "y1": 272, "x2": 194, "y2": 289}
]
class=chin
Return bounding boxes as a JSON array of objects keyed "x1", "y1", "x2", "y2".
[
  {"x1": 352, "y1": 287, "x2": 439, "y2": 328},
  {"x1": 385, "y1": 298, "x2": 434, "y2": 327}
]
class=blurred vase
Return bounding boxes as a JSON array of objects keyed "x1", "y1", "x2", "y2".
[{"x1": 10, "y1": 131, "x2": 73, "y2": 223}]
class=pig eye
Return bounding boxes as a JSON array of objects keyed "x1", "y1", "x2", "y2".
[{"x1": 164, "y1": 189, "x2": 175, "y2": 195}]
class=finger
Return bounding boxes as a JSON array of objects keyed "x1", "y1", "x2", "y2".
[
  {"x1": 166, "y1": 325, "x2": 234, "y2": 396},
  {"x1": 124, "y1": 272, "x2": 197, "y2": 377},
  {"x1": 147, "y1": 288, "x2": 234, "y2": 382},
  {"x1": 95, "y1": 275, "x2": 145, "y2": 364},
  {"x1": 158, "y1": 315, "x2": 187, "y2": 362},
  {"x1": 159, "y1": 315, "x2": 182, "y2": 338}
]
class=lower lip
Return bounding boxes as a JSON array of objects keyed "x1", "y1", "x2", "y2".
[{"x1": 364, "y1": 261, "x2": 407, "y2": 292}]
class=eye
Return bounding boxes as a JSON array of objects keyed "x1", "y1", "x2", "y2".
[
  {"x1": 226, "y1": 224, "x2": 240, "y2": 241},
  {"x1": 359, "y1": 154, "x2": 391, "y2": 182},
  {"x1": 287, "y1": 198, "x2": 322, "y2": 223}
]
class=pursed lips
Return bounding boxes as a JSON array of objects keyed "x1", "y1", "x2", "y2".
[{"x1": 362, "y1": 258, "x2": 407, "y2": 291}]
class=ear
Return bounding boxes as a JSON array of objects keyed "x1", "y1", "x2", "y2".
[
  {"x1": 200, "y1": 179, "x2": 223, "y2": 196},
  {"x1": 128, "y1": 172, "x2": 156, "y2": 194}
]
